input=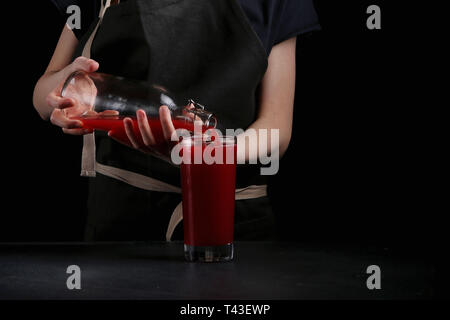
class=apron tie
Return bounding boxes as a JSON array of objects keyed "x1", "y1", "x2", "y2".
[
  {"x1": 96, "y1": 162, "x2": 267, "y2": 241},
  {"x1": 79, "y1": 0, "x2": 114, "y2": 177}
]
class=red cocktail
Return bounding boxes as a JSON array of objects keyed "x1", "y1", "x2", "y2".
[{"x1": 180, "y1": 136, "x2": 237, "y2": 262}]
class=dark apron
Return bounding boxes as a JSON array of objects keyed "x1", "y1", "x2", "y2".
[{"x1": 74, "y1": 0, "x2": 275, "y2": 241}]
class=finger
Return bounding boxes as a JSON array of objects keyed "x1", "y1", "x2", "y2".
[
  {"x1": 57, "y1": 98, "x2": 78, "y2": 110},
  {"x1": 137, "y1": 110, "x2": 156, "y2": 146},
  {"x1": 159, "y1": 105, "x2": 177, "y2": 141},
  {"x1": 71, "y1": 56, "x2": 100, "y2": 73},
  {"x1": 99, "y1": 110, "x2": 120, "y2": 117},
  {"x1": 50, "y1": 109, "x2": 83, "y2": 129},
  {"x1": 47, "y1": 90, "x2": 87, "y2": 120},
  {"x1": 48, "y1": 84, "x2": 88, "y2": 119},
  {"x1": 82, "y1": 109, "x2": 120, "y2": 119},
  {"x1": 46, "y1": 91, "x2": 74, "y2": 109},
  {"x1": 123, "y1": 117, "x2": 140, "y2": 149},
  {"x1": 183, "y1": 102, "x2": 196, "y2": 121},
  {"x1": 62, "y1": 128, "x2": 93, "y2": 135},
  {"x1": 83, "y1": 110, "x2": 99, "y2": 117},
  {"x1": 61, "y1": 103, "x2": 90, "y2": 119}
]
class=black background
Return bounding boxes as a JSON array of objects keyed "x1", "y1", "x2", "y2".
[
  {"x1": 0, "y1": 1, "x2": 438, "y2": 260},
  {"x1": 0, "y1": 0, "x2": 445, "y2": 302}
]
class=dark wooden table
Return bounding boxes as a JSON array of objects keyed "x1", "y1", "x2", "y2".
[{"x1": 0, "y1": 242, "x2": 434, "y2": 299}]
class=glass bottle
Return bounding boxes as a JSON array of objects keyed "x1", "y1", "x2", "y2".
[
  {"x1": 60, "y1": 71, "x2": 216, "y2": 158},
  {"x1": 60, "y1": 71, "x2": 216, "y2": 127}
]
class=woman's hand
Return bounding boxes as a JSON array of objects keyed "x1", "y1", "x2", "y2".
[
  {"x1": 110, "y1": 106, "x2": 177, "y2": 157},
  {"x1": 48, "y1": 57, "x2": 100, "y2": 135}
]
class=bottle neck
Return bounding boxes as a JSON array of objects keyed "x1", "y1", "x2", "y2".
[{"x1": 181, "y1": 100, "x2": 217, "y2": 128}]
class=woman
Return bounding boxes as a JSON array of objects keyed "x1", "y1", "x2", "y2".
[{"x1": 33, "y1": 0, "x2": 320, "y2": 241}]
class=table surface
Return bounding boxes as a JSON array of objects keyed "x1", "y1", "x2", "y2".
[{"x1": 0, "y1": 241, "x2": 434, "y2": 300}]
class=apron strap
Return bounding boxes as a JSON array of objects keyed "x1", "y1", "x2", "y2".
[
  {"x1": 80, "y1": 0, "x2": 115, "y2": 177},
  {"x1": 82, "y1": 0, "x2": 114, "y2": 58},
  {"x1": 95, "y1": 162, "x2": 267, "y2": 241},
  {"x1": 96, "y1": 162, "x2": 182, "y2": 193}
]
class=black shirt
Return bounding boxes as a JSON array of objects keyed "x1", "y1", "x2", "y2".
[{"x1": 51, "y1": 0, "x2": 320, "y2": 55}]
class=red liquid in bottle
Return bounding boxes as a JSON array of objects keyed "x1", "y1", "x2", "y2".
[
  {"x1": 74, "y1": 116, "x2": 208, "y2": 153},
  {"x1": 181, "y1": 142, "x2": 237, "y2": 246}
]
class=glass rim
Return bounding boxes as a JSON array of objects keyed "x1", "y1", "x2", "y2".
[{"x1": 180, "y1": 134, "x2": 236, "y2": 146}]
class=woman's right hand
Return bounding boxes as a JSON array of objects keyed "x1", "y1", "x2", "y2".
[{"x1": 48, "y1": 57, "x2": 99, "y2": 135}]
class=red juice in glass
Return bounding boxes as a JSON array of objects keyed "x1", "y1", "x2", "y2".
[{"x1": 180, "y1": 136, "x2": 237, "y2": 262}]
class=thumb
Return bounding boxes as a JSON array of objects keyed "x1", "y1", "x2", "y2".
[{"x1": 70, "y1": 56, "x2": 99, "y2": 73}]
